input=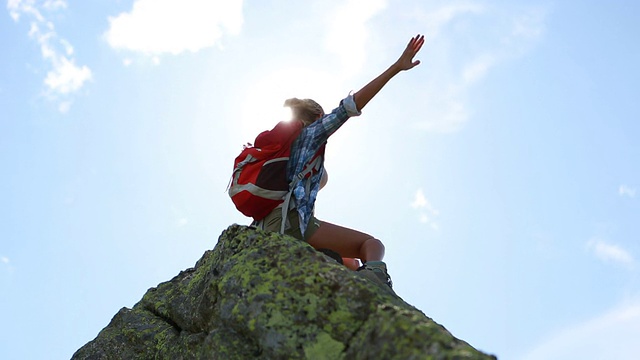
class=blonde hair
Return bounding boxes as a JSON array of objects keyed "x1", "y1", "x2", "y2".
[{"x1": 283, "y1": 98, "x2": 324, "y2": 126}]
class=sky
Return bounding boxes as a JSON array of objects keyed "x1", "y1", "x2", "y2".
[{"x1": 1, "y1": 0, "x2": 639, "y2": 359}]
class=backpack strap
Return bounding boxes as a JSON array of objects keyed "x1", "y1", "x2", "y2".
[{"x1": 279, "y1": 155, "x2": 324, "y2": 234}]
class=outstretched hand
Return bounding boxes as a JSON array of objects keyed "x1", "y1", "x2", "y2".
[
  {"x1": 395, "y1": 34, "x2": 425, "y2": 71},
  {"x1": 353, "y1": 33, "x2": 425, "y2": 111}
]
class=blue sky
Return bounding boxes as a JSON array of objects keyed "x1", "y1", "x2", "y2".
[{"x1": 2, "y1": 1, "x2": 639, "y2": 359}]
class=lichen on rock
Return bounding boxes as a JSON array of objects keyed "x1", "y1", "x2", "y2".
[{"x1": 73, "y1": 225, "x2": 496, "y2": 359}]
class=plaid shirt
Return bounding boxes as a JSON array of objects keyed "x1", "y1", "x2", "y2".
[{"x1": 287, "y1": 94, "x2": 361, "y2": 234}]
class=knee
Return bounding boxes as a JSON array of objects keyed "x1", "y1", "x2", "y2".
[
  {"x1": 361, "y1": 238, "x2": 385, "y2": 261},
  {"x1": 367, "y1": 238, "x2": 384, "y2": 251}
]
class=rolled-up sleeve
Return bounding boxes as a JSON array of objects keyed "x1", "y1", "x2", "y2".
[
  {"x1": 288, "y1": 94, "x2": 359, "y2": 181},
  {"x1": 319, "y1": 94, "x2": 361, "y2": 137},
  {"x1": 342, "y1": 94, "x2": 362, "y2": 117}
]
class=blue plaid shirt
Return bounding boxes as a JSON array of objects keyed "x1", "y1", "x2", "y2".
[{"x1": 287, "y1": 94, "x2": 361, "y2": 235}]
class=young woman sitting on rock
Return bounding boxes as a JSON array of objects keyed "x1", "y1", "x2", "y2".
[{"x1": 256, "y1": 34, "x2": 425, "y2": 290}]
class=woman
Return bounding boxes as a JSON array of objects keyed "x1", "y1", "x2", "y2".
[{"x1": 258, "y1": 34, "x2": 425, "y2": 291}]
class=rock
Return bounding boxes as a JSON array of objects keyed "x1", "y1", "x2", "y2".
[{"x1": 73, "y1": 225, "x2": 496, "y2": 359}]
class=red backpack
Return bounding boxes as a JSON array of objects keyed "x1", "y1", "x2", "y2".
[{"x1": 228, "y1": 120, "x2": 305, "y2": 220}]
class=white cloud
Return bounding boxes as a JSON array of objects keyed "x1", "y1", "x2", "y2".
[
  {"x1": 421, "y1": 3, "x2": 484, "y2": 39},
  {"x1": 411, "y1": 188, "x2": 428, "y2": 209},
  {"x1": 462, "y1": 53, "x2": 497, "y2": 84},
  {"x1": 411, "y1": 188, "x2": 440, "y2": 229},
  {"x1": 1, "y1": 256, "x2": 14, "y2": 274},
  {"x1": 419, "y1": 214, "x2": 439, "y2": 231},
  {"x1": 104, "y1": 0, "x2": 244, "y2": 56},
  {"x1": 587, "y1": 238, "x2": 635, "y2": 269},
  {"x1": 324, "y1": 0, "x2": 387, "y2": 74},
  {"x1": 619, "y1": 185, "x2": 637, "y2": 198},
  {"x1": 521, "y1": 299, "x2": 640, "y2": 360},
  {"x1": 510, "y1": 8, "x2": 546, "y2": 43},
  {"x1": 44, "y1": 56, "x2": 92, "y2": 94},
  {"x1": 411, "y1": 188, "x2": 439, "y2": 214},
  {"x1": 412, "y1": 4, "x2": 546, "y2": 132},
  {"x1": 8, "y1": 0, "x2": 29, "y2": 21},
  {"x1": 415, "y1": 94, "x2": 469, "y2": 133},
  {"x1": 8, "y1": 0, "x2": 92, "y2": 110},
  {"x1": 42, "y1": 0, "x2": 66, "y2": 10}
]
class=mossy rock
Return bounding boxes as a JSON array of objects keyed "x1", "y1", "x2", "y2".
[{"x1": 73, "y1": 225, "x2": 496, "y2": 359}]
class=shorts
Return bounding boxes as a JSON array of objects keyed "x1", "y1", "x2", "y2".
[{"x1": 260, "y1": 207, "x2": 321, "y2": 242}]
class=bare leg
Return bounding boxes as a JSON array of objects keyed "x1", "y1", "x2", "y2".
[
  {"x1": 342, "y1": 258, "x2": 361, "y2": 270},
  {"x1": 308, "y1": 221, "x2": 385, "y2": 263}
]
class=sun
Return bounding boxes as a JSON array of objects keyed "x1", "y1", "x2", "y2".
[{"x1": 238, "y1": 67, "x2": 342, "y2": 142}]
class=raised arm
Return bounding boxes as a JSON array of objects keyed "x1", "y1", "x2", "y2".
[{"x1": 353, "y1": 34, "x2": 425, "y2": 111}]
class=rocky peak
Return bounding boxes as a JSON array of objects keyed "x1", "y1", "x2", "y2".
[{"x1": 73, "y1": 225, "x2": 495, "y2": 359}]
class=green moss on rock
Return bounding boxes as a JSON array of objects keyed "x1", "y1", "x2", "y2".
[{"x1": 72, "y1": 225, "x2": 496, "y2": 359}]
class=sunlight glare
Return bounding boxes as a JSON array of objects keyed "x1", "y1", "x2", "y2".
[{"x1": 238, "y1": 67, "x2": 341, "y2": 142}]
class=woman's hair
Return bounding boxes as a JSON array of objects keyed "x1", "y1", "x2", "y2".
[{"x1": 283, "y1": 98, "x2": 324, "y2": 126}]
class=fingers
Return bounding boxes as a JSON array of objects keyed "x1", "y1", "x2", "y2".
[
  {"x1": 411, "y1": 34, "x2": 425, "y2": 53},
  {"x1": 404, "y1": 34, "x2": 424, "y2": 59},
  {"x1": 397, "y1": 33, "x2": 425, "y2": 70}
]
